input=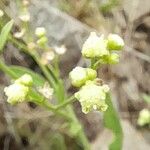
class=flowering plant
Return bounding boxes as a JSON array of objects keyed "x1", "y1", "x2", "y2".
[{"x1": 0, "y1": 3, "x2": 124, "y2": 149}]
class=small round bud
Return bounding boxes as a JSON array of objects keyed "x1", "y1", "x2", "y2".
[
  {"x1": 86, "y1": 68, "x2": 97, "y2": 80},
  {"x1": 23, "y1": 0, "x2": 30, "y2": 6},
  {"x1": 108, "y1": 53, "x2": 119, "y2": 64},
  {"x1": 37, "y1": 36, "x2": 48, "y2": 47},
  {"x1": 75, "y1": 81, "x2": 109, "y2": 114},
  {"x1": 27, "y1": 42, "x2": 36, "y2": 50},
  {"x1": 0, "y1": 9, "x2": 4, "y2": 18},
  {"x1": 69, "y1": 67, "x2": 87, "y2": 87},
  {"x1": 4, "y1": 83, "x2": 29, "y2": 105},
  {"x1": 19, "y1": 13, "x2": 30, "y2": 22},
  {"x1": 54, "y1": 45, "x2": 67, "y2": 55},
  {"x1": 15, "y1": 74, "x2": 33, "y2": 86},
  {"x1": 40, "y1": 51, "x2": 55, "y2": 65},
  {"x1": 38, "y1": 82, "x2": 54, "y2": 99},
  {"x1": 82, "y1": 32, "x2": 109, "y2": 58},
  {"x1": 137, "y1": 109, "x2": 150, "y2": 126},
  {"x1": 35, "y1": 27, "x2": 46, "y2": 38},
  {"x1": 14, "y1": 29, "x2": 25, "y2": 39},
  {"x1": 107, "y1": 34, "x2": 124, "y2": 51}
]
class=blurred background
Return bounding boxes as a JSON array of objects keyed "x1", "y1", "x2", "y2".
[{"x1": 0, "y1": 0, "x2": 150, "y2": 149}]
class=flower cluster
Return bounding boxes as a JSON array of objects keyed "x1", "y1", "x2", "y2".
[
  {"x1": 69, "y1": 67, "x2": 97, "y2": 87},
  {"x1": 4, "y1": 74, "x2": 33, "y2": 105},
  {"x1": 82, "y1": 32, "x2": 124, "y2": 65},
  {"x1": 69, "y1": 32, "x2": 124, "y2": 114},
  {"x1": 137, "y1": 109, "x2": 150, "y2": 126},
  {"x1": 75, "y1": 81, "x2": 109, "y2": 114}
]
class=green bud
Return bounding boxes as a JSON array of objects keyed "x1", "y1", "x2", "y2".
[
  {"x1": 137, "y1": 109, "x2": 150, "y2": 126},
  {"x1": 75, "y1": 81, "x2": 109, "y2": 114},
  {"x1": 107, "y1": 34, "x2": 124, "y2": 51},
  {"x1": 82, "y1": 32, "x2": 109, "y2": 58},
  {"x1": 15, "y1": 74, "x2": 33, "y2": 86},
  {"x1": 35, "y1": 27, "x2": 46, "y2": 38},
  {"x1": 4, "y1": 83, "x2": 29, "y2": 105},
  {"x1": 69, "y1": 67, "x2": 97, "y2": 87},
  {"x1": 37, "y1": 36, "x2": 48, "y2": 47},
  {"x1": 69, "y1": 67, "x2": 87, "y2": 87},
  {"x1": 108, "y1": 53, "x2": 119, "y2": 64},
  {"x1": 86, "y1": 68, "x2": 97, "y2": 80}
]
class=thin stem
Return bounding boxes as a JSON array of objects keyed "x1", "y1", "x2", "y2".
[
  {"x1": 36, "y1": 99, "x2": 70, "y2": 120},
  {"x1": 0, "y1": 59, "x2": 17, "y2": 79},
  {"x1": 55, "y1": 95, "x2": 75, "y2": 110}
]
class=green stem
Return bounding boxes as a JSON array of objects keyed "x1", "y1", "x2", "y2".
[
  {"x1": 0, "y1": 58, "x2": 17, "y2": 79},
  {"x1": 55, "y1": 95, "x2": 75, "y2": 110},
  {"x1": 8, "y1": 34, "x2": 90, "y2": 150}
]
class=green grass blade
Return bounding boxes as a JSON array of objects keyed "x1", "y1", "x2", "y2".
[
  {"x1": 104, "y1": 93, "x2": 123, "y2": 150},
  {"x1": 0, "y1": 20, "x2": 14, "y2": 52}
]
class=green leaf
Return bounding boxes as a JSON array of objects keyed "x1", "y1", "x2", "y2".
[
  {"x1": 142, "y1": 93, "x2": 150, "y2": 103},
  {"x1": 9, "y1": 65, "x2": 46, "y2": 87},
  {"x1": 0, "y1": 20, "x2": 14, "y2": 52},
  {"x1": 104, "y1": 93, "x2": 123, "y2": 150}
]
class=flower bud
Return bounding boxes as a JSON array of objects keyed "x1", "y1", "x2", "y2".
[
  {"x1": 14, "y1": 29, "x2": 25, "y2": 39},
  {"x1": 107, "y1": 34, "x2": 124, "y2": 51},
  {"x1": 69, "y1": 67, "x2": 87, "y2": 87},
  {"x1": 35, "y1": 27, "x2": 46, "y2": 38},
  {"x1": 137, "y1": 109, "x2": 150, "y2": 126},
  {"x1": 82, "y1": 32, "x2": 108, "y2": 58},
  {"x1": 75, "y1": 81, "x2": 109, "y2": 114},
  {"x1": 4, "y1": 83, "x2": 29, "y2": 105},
  {"x1": 108, "y1": 53, "x2": 119, "y2": 64},
  {"x1": 15, "y1": 74, "x2": 33, "y2": 86},
  {"x1": 69, "y1": 67, "x2": 97, "y2": 87},
  {"x1": 86, "y1": 68, "x2": 97, "y2": 80},
  {"x1": 54, "y1": 45, "x2": 67, "y2": 55},
  {"x1": 19, "y1": 13, "x2": 30, "y2": 22},
  {"x1": 37, "y1": 36, "x2": 48, "y2": 47}
]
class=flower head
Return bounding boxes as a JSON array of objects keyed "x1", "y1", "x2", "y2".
[
  {"x1": 69, "y1": 67, "x2": 97, "y2": 87},
  {"x1": 82, "y1": 32, "x2": 108, "y2": 58},
  {"x1": 15, "y1": 74, "x2": 33, "y2": 86},
  {"x1": 107, "y1": 34, "x2": 124, "y2": 51},
  {"x1": 69, "y1": 67, "x2": 87, "y2": 87},
  {"x1": 137, "y1": 109, "x2": 150, "y2": 126},
  {"x1": 35, "y1": 27, "x2": 46, "y2": 38},
  {"x1": 4, "y1": 83, "x2": 29, "y2": 105},
  {"x1": 19, "y1": 12, "x2": 30, "y2": 22},
  {"x1": 75, "y1": 81, "x2": 109, "y2": 113},
  {"x1": 54, "y1": 45, "x2": 67, "y2": 55}
]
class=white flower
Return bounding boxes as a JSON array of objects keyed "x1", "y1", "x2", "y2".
[
  {"x1": 69, "y1": 67, "x2": 87, "y2": 87},
  {"x1": 4, "y1": 83, "x2": 29, "y2": 105},
  {"x1": 75, "y1": 81, "x2": 109, "y2": 113},
  {"x1": 38, "y1": 82, "x2": 54, "y2": 99},
  {"x1": 13, "y1": 29, "x2": 25, "y2": 39},
  {"x1": 82, "y1": 32, "x2": 108, "y2": 58},
  {"x1": 54, "y1": 45, "x2": 67, "y2": 55},
  {"x1": 15, "y1": 74, "x2": 33, "y2": 86},
  {"x1": 69, "y1": 67, "x2": 97, "y2": 87},
  {"x1": 41, "y1": 51, "x2": 55, "y2": 65},
  {"x1": 107, "y1": 34, "x2": 124, "y2": 50},
  {"x1": 19, "y1": 13, "x2": 30, "y2": 22},
  {"x1": 137, "y1": 109, "x2": 150, "y2": 126},
  {"x1": 35, "y1": 27, "x2": 46, "y2": 37}
]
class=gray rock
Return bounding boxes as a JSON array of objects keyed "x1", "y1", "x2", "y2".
[{"x1": 29, "y1": 0, "x2": 92, "y2": 75}]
